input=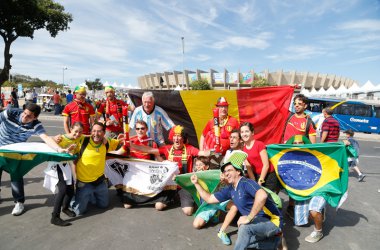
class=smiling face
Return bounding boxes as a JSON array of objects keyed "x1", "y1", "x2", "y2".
[
  {"x1": 70, "y1": 125, "x2": 84, "y2": 139},
  {"x1": 222, "y1": 164, "x2": 241, "y2": 185},
  {"x1": 135, "y1": 122, "x2": 148, "y2": 139},
  {"x1": 142, "y1": 96, "x2": 154, "y2": 114},
  {"x1": 240, "y1": 125, "x2": 254, "y2": 143},
  {"x1": 91, "y1": 124, "x2": 105, "y2": 144},
  {"x1": 21, "y1": 109, "x2": 37, "y2": 124},
  {"x1": 293, "y1": 98, "x2": 307, "y2": 115},
  {"x1": 194, "y1": 159, "x2": 209, "y2": 172},
  {"x1": 76, "y1": 91, "x2": 87, "y2": 102},
  {"x1": 217, "y1": 105, "x2": 228, "y2": 118}
]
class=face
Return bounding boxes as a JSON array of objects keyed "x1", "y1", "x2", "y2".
[
  {"x1": 322, "y1": 110, "x2": 328, "y2": 118},
  {"x1": 142, "y1": 96, "x2": 154, "y2": 113},
  {"x1": 217, "y1": 105, "x2": 228, "y2": 118},
  {"x1": 194, "y1": 160, "x2": 209, "y2": 172},
  {"x1": 229, "y1": 132, "x2": 241, "y2": 149},
  {"x1": 21, "y1": 109, "x2": 37, "y2": 124},
  {"x1": 222, "y1": 165, "x2": 240, "y2": 184},
  {"x1": 106, "y1": 90, "x2": 115, "y2": 100},
  {"x1": 172, "y1": 134, "x2": 184, "y2": 150},
  {"x1": 293, "y1": 98, "x2": 307, "y2": 114},
  {"x1": 240, "y1": 125, "x2": 253, "y2": 143},
  {"x1": 70, "y1": 125, "x2": 84, "y2": 139},
  {"x1": 76, "y1": 92, "x2": 87, "y2": 102},
  {"x1": 135, "y1": 124, "x2": 147, "y2": 138},
  {"x1": 91, "y1": 124, "x2": 105, "y2": 143}
]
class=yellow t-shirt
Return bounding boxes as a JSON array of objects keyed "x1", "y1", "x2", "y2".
[
  {"x1": 58, "y1": 134, "x2": 84, "y2": 155},
  {"x1": 76, "y1": 138, "x2": 119, "y2": 182}
]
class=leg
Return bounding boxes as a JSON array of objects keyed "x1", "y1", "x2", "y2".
[
  {"x1": 178, "y1": 189, "x2": 194, "y2": 216},
  {"x1": 10, "y1": 177, "x2": 25, "y2": 215},
  {"x1": 182, "y1": 206, "x2": 194, "y2": 216},
  {"x1": 72, "y1": 182, "x2": 93, "y2": 215},
  {"x1": 193, "y1": 217, "x2": 206, "y2": 229},
  {"x1": 220, "y1": 201, "x2": 238, "y2": 232},
  {"x1": 305, "y1": 196, "x2": 326, "y2": 243},
  {"x1": 94, "y1": 181, "x2": 109, "y2": 209},
  {"x1": 52, "y1": 167, "x2": 67, "y2": 215}
]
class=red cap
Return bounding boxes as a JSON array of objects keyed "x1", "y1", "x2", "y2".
[{"x1": 216, "y1": 97, "x2": 229, "y2": 106}]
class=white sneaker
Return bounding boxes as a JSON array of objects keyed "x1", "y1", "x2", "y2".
[
  {"x1": 305, "y1": 230, "x2": 323, "y2": 243},
  {"x1": 11, "y1": 202, "x2": 25, "y2": 216}
]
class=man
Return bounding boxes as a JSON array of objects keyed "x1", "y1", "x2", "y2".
[
  {"x1": 130, "y1": 125, "x2": 202, "y2": 214},
  {"x1": 71, "y1": 122, "x2": 121, "y2": 215},
  {"x1": 0, "y1": 103, "x2": 71, "y2": 216},
  {"x1": 129, "y1": 120, "x2": 161, "y2": 161},
  {"x1": 199, "y1": 97, "x2": 239, "y2": 155},
  {"x1": 223, "y1": 129, "x2": 242, "y2": 163},
  {"x1": 62, "y1": 86, "x2": 95, "y2": 135},
  {"x1": 66, "y1": 89, "x2": 73, "y2": 104},
  {"x1": 96, "y1": 86, "x2": 128, "y2": 139},
  {"x1": 53, "y1": 91, "x2": 61, "y2": 115},
  {"x1": 320, "y1": 107, "x2": 340, "y2": 142},
  {"x1": 129, "y1": 91, "x2": 174, "y2": 147},
  {"x1": 283, "y1": 94, "x2": 316, "y2": 143},
  {"x1": 11, "y1": 87, "x2": 19, "y2": 108},
  {"x1": 191, "y1": 151, "x2": 283, "y2": 250}
]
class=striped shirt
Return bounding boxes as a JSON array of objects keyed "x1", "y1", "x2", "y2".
[
  {"x1": 129, "y1": 105, "x2": 174, "y2": 146},
  {"x1": 321, "y1": 116, "x2": 340, "y2": 142},
  {"x1": 0, "y1": 108, "x2": 46, "y2": 146}
]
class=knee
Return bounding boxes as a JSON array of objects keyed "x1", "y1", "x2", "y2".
[
  {"x1": 193, "y1": 218, "x2": 205, "y2": 229},
  {"x1": 182, "y1": 207, "x2": 194, "y2": 216},
  {"x1": 155, "y1": 202, "x2": 167, "y2": 211}
]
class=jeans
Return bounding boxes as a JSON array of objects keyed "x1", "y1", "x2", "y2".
[
  {"x1": 71, "y1": 179, "x2": 109, "y2": 215},
  {"x1": 234, "y1": 216, "x2": 281, "y2": 250},
  {"x1": 54, "y1": 104, "x2": 61, "y2": 115},
  {"x1": 0, "y1": 170, "x2": 25, "y2": 203}
]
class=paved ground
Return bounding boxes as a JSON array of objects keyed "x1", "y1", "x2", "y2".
[{"x1": 0, "y1": 112, "x2": 379, "y2": 250}]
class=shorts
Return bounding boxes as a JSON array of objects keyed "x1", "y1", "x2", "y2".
[
  {"x1": 294, "y1": 196, "x2": 326, "y2": 226},
  {"x1": 195, "y1": 200, "x2": 229, "y2": 223},
  {"x1": 178, "y1": 189, "x2": 194, "y2": 208},
  {"x1": 348, "y1": 159, "x2": 359, "y2": 168}
]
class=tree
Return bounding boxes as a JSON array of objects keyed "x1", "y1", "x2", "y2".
[
  {"x1": 0, "y1": 0, "x2": 73, "y2": 88},
  {"x1": 85, "y1": 78, "x2": 103, "y2": 91},
  {"x1": 251, "y1": 73, "x2": 274, "y2": 87},
  {"x1": 190, "y1": 79, "x2": 213, "y2": 90}
]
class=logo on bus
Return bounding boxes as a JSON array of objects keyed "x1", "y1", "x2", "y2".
[{"x1": 350, "y1": 117, "x2": 369, "y2": 123}]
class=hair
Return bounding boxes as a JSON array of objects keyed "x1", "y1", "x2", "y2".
[
  {"x1": 68, "y1": 89, "x2": 72, "y2": 93},
  {"x1": 230, "y1": 129, "x2": 241, "y2": 138},
  {"x1": 344, "y1": 129, "x2": 354, "y2": 136},
  {"x1": 135, "y1": 120, "x2": 148, "y2": 129},
  {"x1": 239, "y1": 122, "x2": 254, "y2": 133},
  {"x1": 71, "y1": 121, "x2": 84, "y2": 130},
  {"x1": 324, "y1": 107, "x2": 334, "y2": 115},
  {"x1": 294, "y1": 94, "x2": 308, "y2": 104},
  {"x1": 142, "y1": 91, "x2": 154, "y2": 101},
  {"x1": 195, "y1": 156, "x2": 210, "y2": 167},
  {"x1": 92, "y1": 121, "x2": 106, "y2": 132},
  {"x1": 24, "y1": 103, "x2": 41, "y2": 117}
]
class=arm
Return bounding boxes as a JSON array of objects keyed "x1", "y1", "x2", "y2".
[
  {"x1": 39, "y1": 133, "x2": 69, "y2": 153},
  {"x1": 199, "y1": 135, "x2": 205, "y2": 151},
  {"x1": 63, "y1": 116, "x2": 71, "y2": 134},
  {"x1": 258, "y1": 149, "x2": 270, "y2": 185},
  {"x1": 320, "y1": 131, "x2": 328, "y2": 143},
  {"x1": 245, "y1": 160, "x2": 255, "y2": 180},
  {"x1": 309, "y1": 134, "x2": 317, "y2": 144},
  {"x1": 237, "y1": 189, "x2": 267, "y2": 227},
  {"x1": 130, "y1": 143, "x2": 160, "y2": 156},
  {"x1": 190, "y1": 174, "x2": 220, "y2": 204}
]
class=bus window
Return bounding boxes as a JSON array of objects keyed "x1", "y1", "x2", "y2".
[
  {"x1": 354, "y1": 105, "x2": 372, "y2": 117},
  {"x1": 335, "y1": 104, "x2": 355, "y2": 115},
  {"x1": 374, "y1": 106, "x2": 380, "y2": 118}
]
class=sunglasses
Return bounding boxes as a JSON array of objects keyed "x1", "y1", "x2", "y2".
[{"x1": 136, "y1": 127, "x2": 146, "y2": 131}]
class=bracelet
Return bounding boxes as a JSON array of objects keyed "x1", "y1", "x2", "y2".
[
  {"x1": 258, "y1": 179, "x2": 265, "y2": 184},
  {"x1": 247, "y1": 215, "x2": 254, "y2": 222}
]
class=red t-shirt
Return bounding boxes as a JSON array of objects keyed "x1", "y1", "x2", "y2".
[
  {"x1": 130, "y1": 135, "x2": 158, "y2": 160},
  {"x1": 97, "y1": 99, "x2": 127, "y2": 133},
  {"x1": 62, "y1": 100, "x2": 95, "y2": 135},
  {"x1": 158, "y1": 144, "x2": 199, "y2": 174},
  {"x1": 283, "y1": 114, "x2": 316, "y2": 143},
  {"x1": 202, "y1": 116, "x2": 239, "y2": 154},
  {"x1": 243, "y1": 140, "x2": 274, "y2": 175},
  {"x1": 53, "y1": 94, "x2": 61, "y2": 104}
]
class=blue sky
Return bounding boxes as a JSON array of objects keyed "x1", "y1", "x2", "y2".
[{"x1": 8, "y1": 0, "x2": 380, "y2": 88}]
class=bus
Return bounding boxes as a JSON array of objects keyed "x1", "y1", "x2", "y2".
[{"x1": 302, "y1": 97, "x2": 380, "y2": 134}]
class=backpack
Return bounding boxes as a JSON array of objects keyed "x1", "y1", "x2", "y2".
[{"x1": 79, "y1": 137, "x2": 110, "y2": 158}]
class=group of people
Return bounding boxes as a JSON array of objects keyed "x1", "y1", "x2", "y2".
[{"x1": 0, "y1": 88, "x2": 365, "y2": 249}]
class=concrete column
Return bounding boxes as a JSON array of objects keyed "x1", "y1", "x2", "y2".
[
  {"x1": 163, "y1": 72, "x2": 170, "y2": 89},
  {"x1": 155, "y1": 73, "x2": 163, "y2": 90},
  {"x1": 290, "y1": 70, "x2": 296, "y2": 85},
  {"x1": 223, "y1": 69, "x2": 227, "y2": 89},
  {"x1": 277, "y1": 69, "x2": 283, "y2": 85}
]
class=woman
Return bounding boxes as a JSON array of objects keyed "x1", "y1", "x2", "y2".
[{"x1": 240, "y1": 122, "x2": 279, "y2": 192}]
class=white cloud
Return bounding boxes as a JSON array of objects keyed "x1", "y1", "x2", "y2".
[
  {"x1": 336, "y1": 19, "x2": 380, "y2": 31},
  {"x1": 266, "y1": 45, "x2": 326, "y2": 62},
  {"x1": 213, "y1": 32, "x2": 273, "y2": 50}
]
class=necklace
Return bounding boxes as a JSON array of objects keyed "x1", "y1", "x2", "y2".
[{"x1": 89, "y1": 139, "x2": 102, "y2": 152}]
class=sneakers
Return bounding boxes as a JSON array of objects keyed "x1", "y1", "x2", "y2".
[
  {"x1": 217, "y1": 230, "x2": 231, "y2": 245},
  {"x1": 305, "y1": 230, "x2": 323, "y2": 243},
  {"x1": 358, "y1": 174, "x2": 366, "y2": 182},
  {"x1": 11, "y1": 202, "x2": 25, "y2": 216},
  {"x1": 51, "y1": 215, "x2": 71, "y2": 227},
  {"x1": 62, "y1": 208, "x2": 76, "y2": 218}
]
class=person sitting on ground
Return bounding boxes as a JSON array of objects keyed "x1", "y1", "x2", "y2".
[
  {"x1": 191, "y1": 150, "x2": 283, "y2": 249},
  {"x1": 342, "y1": 129, "x2": 366, "y2": 182}
]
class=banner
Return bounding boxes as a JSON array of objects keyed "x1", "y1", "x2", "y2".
[
  {"x1": 267, "y1": 143, "x2": 349, "y2": 207},
  {"x1": 129, "y1": 86, "x2": 294, "y2": 147},
  {"x1": 105, "y1": 158, "x2": 179, "y2": 197},
  {"x1": 0, "y1": 142, "x2": 76, "y2": 180}
]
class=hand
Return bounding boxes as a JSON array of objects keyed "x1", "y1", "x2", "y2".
[
  {"x1": 103, "y1": 137, "x2": 108, "y2": 145},
  {"x1": 66, "y1": 144, "x2": 77, "y2": 154},
  {"x1": 53, "y1": 134, "x2": 62, "y2": 144},
  {"x1": 237, "y1": 216, "x2": 251, "y2": 227},
  {"x1": 220, "y1": 172, "x2": 226, "y2": 182},
  {"x1": 190, "y1": 174, "x2": 198, "y2": 184},
  {"x1": 117, "y1": 134, "x2": 125, "y2": 140},
  {"x1": 172, "y1": 174, "x2": 177, "y2": 181},
  {"x1": 106, "y1": 120, "x2": 114, "y2": 126}
]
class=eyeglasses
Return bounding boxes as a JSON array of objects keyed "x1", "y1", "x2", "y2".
[
  {"x1": 136, "y1": 127, "x2": 146, "y2": 131},
  {"x1": 223, "y1": 168, "x2": 236, "y2": 174}
]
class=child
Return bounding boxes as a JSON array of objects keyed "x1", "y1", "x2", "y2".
[
  {"x1": 44, "y1": 122, "x2": 84, "y2": 226},
  {"x1": 192, "y1": 156, "x2": 238, "y2": 246},
  {"x1": 343, "y1": 129, "x2": 366, "y2": 182}
]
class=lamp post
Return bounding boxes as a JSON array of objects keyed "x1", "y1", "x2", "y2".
[
  {"x1": 181, "y1": 37, "x2": 185, "y2": 88},
  {"x1": 62, "y1": 66, "x2": 67, "y2": 85}
]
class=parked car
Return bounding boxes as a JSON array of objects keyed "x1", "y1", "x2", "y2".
[{"x1": 36, "y1": 94, "x2": 54, "y2": 112}]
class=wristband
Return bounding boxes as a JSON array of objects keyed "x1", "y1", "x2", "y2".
[
  {"x1": 247, "y1": 215, "x2": 254, "y2": 222},
  {"x1": 258, "y1": 179, "x2": 265, "y2": 184}
]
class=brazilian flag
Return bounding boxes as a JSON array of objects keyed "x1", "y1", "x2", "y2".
[
  {"x1": 175, "y1": 170, "x2": 220, "y2": 207},
  {"x1": 267, "y1": 143, "x2": 349, "y2": 207},
  {"x1": 0, "y1": 142, "x2": 76, "y2": 180}
]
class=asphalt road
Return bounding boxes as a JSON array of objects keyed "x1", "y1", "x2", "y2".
[{"x1": 0, "y1": 115, "x2": 379, "y2": 250}]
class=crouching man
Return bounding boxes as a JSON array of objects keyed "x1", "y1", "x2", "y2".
[{"x1": 190, "y1": 151, "x2": 283, "y2": 250}]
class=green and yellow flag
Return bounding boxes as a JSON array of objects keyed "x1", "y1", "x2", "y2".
[
  {"x1": 267, "y1": 143, "x2": 349, "y2": 207},
  {"x1": 175, "y1": 170, "x2": 221, "y2": 207}
]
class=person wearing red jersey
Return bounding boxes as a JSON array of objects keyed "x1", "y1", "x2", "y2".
[
  {"x1": 62, "y1": 86, "x2": 95, "y2": 135},
  {"x1": 199, "y1": 97, "x2": 239, "y2": 155},
  {"x1": 129, "y1": 120, "x2": 161, "y2": 161},
  {"x1": 283, "y1": 94, "x2": 316, "y2": 143},
  {"x1": 96, "y1": 86, "x2": 128, "y2": 139}
]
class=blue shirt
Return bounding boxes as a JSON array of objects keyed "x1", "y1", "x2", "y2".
[
  {"x1": 66, "y1": 93, "x2": 73, "y2": 103},
  {"x1": 214, "y1": 177, "x2": 283, "y2": 228},
  {"x1": 0, "y1": 108, "x2": 46, "y2": 146},
  {"x1": 348, "y1": 138, "x2": 360, "y2": 158}
]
